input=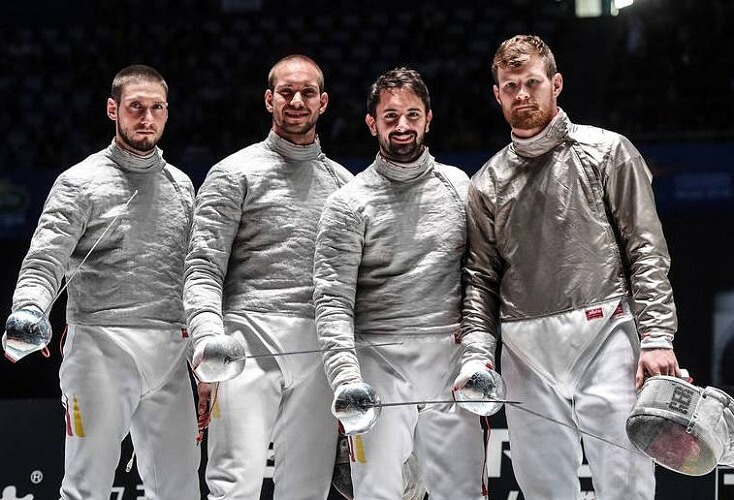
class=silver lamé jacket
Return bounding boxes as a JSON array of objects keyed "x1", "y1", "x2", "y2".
[
  {"x1": 12, "y1": 140, "x2": 194, "y2": 328},
  {"x1": 461, "y1": 110, "x2": 677, "y2": 366},
  {"x1": 313, "y1": 149, "x2": 470, "y2": 389},
  {"x1": 184, "y1": 131, "x2": 353, "y2": 341}
]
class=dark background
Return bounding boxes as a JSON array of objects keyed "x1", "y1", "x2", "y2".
[{"x1": 0, "y1": 1, "x2": 733, "y2": 498}]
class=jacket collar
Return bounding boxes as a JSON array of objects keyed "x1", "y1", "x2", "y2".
[
  {"x1": 106, "y1": 139, "x2": 165, "y2": 173},
  {"x1": 511, "y1": 108, "x2": 570, "y2": 159},
  {"x1": 373, "y1": 147, "x2": 433, "y2": 182},
  {"x1": 265, "y1": 130, "x2": 323, "y2": 161}
]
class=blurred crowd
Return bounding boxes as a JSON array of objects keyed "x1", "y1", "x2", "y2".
[{"x1": 0, "y1": 0, "x2": 731, "y2": 177}]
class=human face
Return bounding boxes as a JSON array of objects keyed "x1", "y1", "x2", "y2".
[
  {"x1": 265, "y1": 60, "x2": 327, "y2": 145},
  {"x1": 107, "y1": 81, "x2": 168, "y2": 155},
  {"x1": 493, "y1": 55, "x2": 562, "y2": 138},
  {"x1": 365, "y1": 88, "x2": 432, "y2": 163}
]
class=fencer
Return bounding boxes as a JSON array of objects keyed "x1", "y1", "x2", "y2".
[
  {"x1": 184, "y1": 54, "x2": 353, "y2": 500},
  {"x1": 313, "y1": 67, "x2": 488, "y2": 500},
  {"x1": 5, "y1": 65, "x2": 199, "y2": 500},
  {"x1": 456, "y1": 35, "x2": 680, "y2": 500}
]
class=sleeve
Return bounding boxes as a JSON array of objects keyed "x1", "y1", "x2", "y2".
[
  {"x1": 313, "y1": 192, "x2": 365, "y2": 391},
  {"x1": 12, "y1": 174, "x2": 88, "y2": 314},
  {"x1": 459, "y1": 179, "x2": 501, "y2": 367},
  {"x1": 603, "y1": 137, "x2": 677, "y2": 349},
  {"x1": 183, "y1": 162, "x2": 246, "y2": 344}
]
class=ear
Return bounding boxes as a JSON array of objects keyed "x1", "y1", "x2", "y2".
[
  {"x1": 552, "y1": 73, "x2": 563, "y2": 98},
  {"x1": 425, "y1": 109, "x2": 433, "y2": 133},
  {"x1": 365, "y1": 114, "x2": 377, "y2": 136},
  {"x1": 107, "y1": 98, "x2": 118, "y2": 121},
  {"x1": 318, "y1": 92, "x2": 329, "y2": 114},
  {"x1": 264, "y1": 89, "x2": 274, "y2": 112},
  {"x1": 493, "y1": 85, "x2": 501, "y2": 106}
]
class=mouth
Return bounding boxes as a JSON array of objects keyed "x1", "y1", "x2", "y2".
[
  {"x1": 389, "y1": 133, "x2": 416, "y2": 143},
  {"x1": 513, "y1": 104, "x2": 537, "y2": 112}
]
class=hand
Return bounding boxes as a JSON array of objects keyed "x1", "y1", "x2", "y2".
[
  {"x1": 3, "y1": 308, "x2": 53, "y2": 362},
  {"x1": 332, "y1": 382, "x2": 381, "y2": 435},
  {"x1": 636, "y1": 348, "x2": 679, "y2": 390},
  {"x1": 197, "y1": 382, "x2": 213, "y2": 432},
  {"x1": 453, "y1": 361, "x2": 506, "y2": 416},
  {"x1": 453, "y1": 359, "x2": 494, "y2": 391},
  {"x1": 191, "y1": 335, "x2": 246, "y2": 383}
]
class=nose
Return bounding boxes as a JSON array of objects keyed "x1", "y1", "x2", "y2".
[
  {"x1": 290, "y1": 91, "x2": 305, "y2": 107},
  {"x1": 515, "y1": 85, "x2": 530, "y2": 101},
  {"x1": 396, "y1": 115, "x2": 410, "y2": 131}
]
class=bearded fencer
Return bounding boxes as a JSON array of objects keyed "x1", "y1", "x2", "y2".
[
  {"x1": 5, "y1": 65, "x2": 199, "y2": 500},
  {"x1": 314, "y1": 67, "x2": 488, "y2": 500},
  {"x1": 456, "y1": 35, "x2": 681, "y2": 500}
]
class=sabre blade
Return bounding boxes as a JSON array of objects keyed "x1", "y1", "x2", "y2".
[
  {"x1": 42, "y1": 190, "x2": 140, "y2": 318},
  {"x1": 373, "y1": 399, "x2": 523, "y2": 408},
  {"x1": 244, "y1": 341, "x2": 404, "y2": 359},
  {"x1": 505, "y1": 402, "x2": 642, "y2": 455}
]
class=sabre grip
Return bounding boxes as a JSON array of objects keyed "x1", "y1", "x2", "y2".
[{"x1": 332, "y1": 382, "x2": 381, "y2": 436}]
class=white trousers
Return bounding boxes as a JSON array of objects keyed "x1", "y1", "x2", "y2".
[
  {"x1": 502, "y1": 320, "x2": 656, "y2": 500},
  {"x1": 205, "y1": 312, "x2": 338, "y2": 500},
  {"x1": 59, "y1": 324, "x2": 199, "y2": 500},
  {"x1": 349, "y1": 334, "x2": 487, "y2": 500}
]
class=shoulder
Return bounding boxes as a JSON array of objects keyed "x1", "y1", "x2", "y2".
[
  {"x1": 322, "y1": 156, "x2": 355, "y2": 182},
  {"x1": 569, "y1": 123, "x2": 639, "y2": 162}
]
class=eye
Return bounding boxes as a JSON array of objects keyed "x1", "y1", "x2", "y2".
[
  {"x1": 152, "y1": 102, "x2": 166, "y2": 110},
  {"x1": 407, "y1": 111, "x2": 422, "y2": 119},
  {"x1": 302, "y1": 89, "x2": 318, "y2": 98},
  {"x1": 129, "y1": 101, "x2": 143, "y2": 110},
  {"x1": 527, "y1": 79, "x2": 541, "y2": 87}
]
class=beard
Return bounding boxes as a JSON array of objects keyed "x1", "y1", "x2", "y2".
[
  {"x1": 276, "y1": 110, "x2": 319, "y2": 137},
  {"x1": 117, "y1": 122, "x2": 161, "y2": 154},
  {"x1": 507, "y1": 104, "x2": 554, "y2": 132},
  {"x1": 379, "y1": 131, "x2": 425, "y2": 163}
]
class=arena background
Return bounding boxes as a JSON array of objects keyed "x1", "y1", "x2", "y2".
[{"x1": 0, "y1": 0, "x2": 733, "y2": 498}]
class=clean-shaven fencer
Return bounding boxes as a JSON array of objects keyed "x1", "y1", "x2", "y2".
[
  {"x1": 184, "y1": 55, "x2": 353, "y2": 500},
  {"x1": 314, "y1": 67, "x2": 488, "y2": 500},
  {"x1": 456, "y1": 35, "x2": 680, "y2": 500},
  {"x1": 6, "y1": 65, "x2": 199, "y2": 500}
]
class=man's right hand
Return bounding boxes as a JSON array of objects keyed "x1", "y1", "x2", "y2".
[{"x1": 197, "y1": 382, "x2": 213, "y2": 433}]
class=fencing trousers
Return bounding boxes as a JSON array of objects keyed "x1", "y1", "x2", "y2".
[
  {"x1": 205, "y1": 312, "x2": 338, "y2": 500},
  {"x1": 502, "y1": 315, "x2": 656, "y2": 500},
  {"x1": 59, "y1": 324, "x2": 199, "y2": 500},
  {"x1": 349, "y1": 333, "x2": 488, "y2": 500}
]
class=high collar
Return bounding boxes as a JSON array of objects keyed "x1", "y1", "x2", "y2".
[
  {"x1": 106, "y1": 139, "x2": 165, "y2": 173},
  {"x1": 511, "y1": 108, "x2": 571, "y2": 159},
  {"x1": 373, "y1": 147, "x2": 433, "y2": 182},
  {"x1": 265, "y1": 130, "x2": 323, "y2": 161}
]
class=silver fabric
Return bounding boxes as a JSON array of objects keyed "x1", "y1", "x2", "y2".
[
  {"x1": 184, "y1": 131, "x2": 352, "y2": 342},
  {"x1": 461, "y1": 110, "x2": 677, "y2": 366},
  {"x1": 313, "y1": 149, "x2": 470, "y2": 389},
  {"x1": 626, "y1": 376, "x2": 734, "y2": 475},
  {"x1": 12, "y1": 140, "x2": 194, "y2": 328}
]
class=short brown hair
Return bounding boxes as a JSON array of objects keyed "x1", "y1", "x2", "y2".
[
  {"x1": 267, "y1": 54, "x2": 325, "y2": 92},
  {"x1": 491, "y1": 35, "x2": 557, "y2": 84},
  {"x1": 110, "y1": 64, "x2": 168, "y2": 103}
]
